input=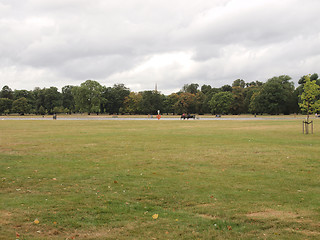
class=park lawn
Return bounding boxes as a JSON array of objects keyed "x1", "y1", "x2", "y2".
[{"x1": 0, "y1": 119, "x2": 319, "y2": 239}]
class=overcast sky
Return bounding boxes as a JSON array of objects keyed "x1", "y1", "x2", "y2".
[{"x1": 1, "y1": 0, "x2": 319, "y2": 94}]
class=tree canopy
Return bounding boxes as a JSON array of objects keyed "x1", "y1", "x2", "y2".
[
  {"x1": 299, "y1": 75, "x2": 320, "y2": 121},
  {"x1": 1, "y1": 74, "x2": 319, "y2": 116}
]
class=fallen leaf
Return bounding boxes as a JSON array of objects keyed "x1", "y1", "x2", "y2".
[
  {"x1": 152, "y1": 214, "x2": 159, "y2": 219},
  {"x1": 227, "y1": 226, "x2": 232, "y2": 231},
  {"x1": 114, "y1": 180, "x2": 118, "y2": 184},
  {"x1": 34, "y1": 218, "x2": 39, "y2": 224},
  {"x1": 16, "y1": 232, "x2": 20, "y2": 238}
]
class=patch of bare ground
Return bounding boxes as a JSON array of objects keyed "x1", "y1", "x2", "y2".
[
  {"x1": 65, "y1": 222, "x2": 156, "y2": 239},
  {"x1": 285, "y1": 228, "x2": 320, "y2": 237},
  {"x1": 246, "y1": 209, "x2": 320, "y2": 237},
  {"x1": 246, "y1": 209, "x2": 299, "y2": 220},
  {"x1": 0, "y1": 210, "x2": 12, "y2": 225},
  {"x1": 13, "y1": 222, "x2": 156, "y2": 240}
]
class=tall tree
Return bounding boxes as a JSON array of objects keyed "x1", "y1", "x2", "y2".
[
  {"x1": 173, "y1": 92, "x2": 197, "y2": 114},
  {"x1": 195, "y1": 91, "x2": 206, "y2": 114},
  {"x1": 32, "y1": 87, "x2": 46, "y2": 114},
  {"x1": 182, "y1": 83, "x2": 199, "y2": 94},
  {"x1": 299, "y1": 75, "x2": 320, "y2": 122},
  {"x1": 102, "y1": 84, "x2": 130, "y2": 114},
  {"x1": 200, "y1": 84, "x2": 212, "y2": 95},
  {"x1": 209, "y1": 92, "x2": 234, "y2": 114},
  {"x1": 43, "y1": 87, "x2": 62, "y2": 114},
  {"x1": 12, "y1": 97, "x2": 30, "y2": 115},
  {"x1": 231, "y1": 86, "x2": 246, "y2": 114},
  {"x1": 123, "y1": 92, "x2": 142, "y2": 114},
  {"x1": 13, "y1": 90, "x2": 35, "y2": 113},
  {"x1": 0, "y1": 86, "x2": 13, "y2": 99},
  {"x1": 0, "y1": 98, "x2": 13, "y2": 115},
  {"x1": 232, "y1": 79, "x2": 246, "y2": 88},
  {"x1": 72, "y1": 80, "x2": 103, "y2": 114},
  {"x1": 139, "y1": 91, "x2": 165, "y2": 114},
  {"x1": 62, "y1": 85, "x2": 75, "y2": 113},
  {"x1": 220, "y1": 84, "x2": 232, "y2": 92},
  {"x1": 250, "y1": 75, "x2": 295, "y2": 114},
  {"x1": 164, "y1": 93, "x2": 179, "y2": 114}
]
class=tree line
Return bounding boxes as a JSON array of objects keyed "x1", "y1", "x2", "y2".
[{"x1": 1, "y1": 73, "x2": 319, "y2": 116}]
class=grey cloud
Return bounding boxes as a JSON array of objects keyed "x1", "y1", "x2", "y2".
[{"x1": 0, "y1": 0, "x2": 319, "y2": 92}]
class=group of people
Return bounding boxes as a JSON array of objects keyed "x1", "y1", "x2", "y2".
[{"x1": 181, "y1": 113, "x2": 195, "y2": 119}]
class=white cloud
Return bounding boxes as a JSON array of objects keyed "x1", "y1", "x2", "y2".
[{"x1": 0, "y1": 0, "x2": 319, "y2": 93}]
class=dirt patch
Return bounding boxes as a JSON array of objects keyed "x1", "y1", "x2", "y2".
[
  {"x1": 246, "y1": 209, "x2": 319, "y2": 227},
  {"x1": 247, "y1": 209, "x2": 320, "y2": 237},
  {"x1": 246, "y1": 209, "x2": 299, "y2": 220},
  {"x1": 65, "y1": 222, "x2": 155, "y2": 239},
  {"x1": 0, "y1": 210, "x2": 12, "y2": 225},
  {"x1": 285, "y1": 228, "x2": 320, "y2": 237}
]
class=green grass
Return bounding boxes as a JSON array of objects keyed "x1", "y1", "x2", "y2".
[{"x1": 1, "y1": 119, "x2": 320, "y2": 239}]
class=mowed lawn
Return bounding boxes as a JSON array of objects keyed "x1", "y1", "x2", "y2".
[{"x1": 1, "y1": 119, "x2": 319, "y2": 239}]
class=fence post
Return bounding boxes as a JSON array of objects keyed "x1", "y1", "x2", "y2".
[{"x1": 304, "y1": 121, "x2": 309, "y2": 134}]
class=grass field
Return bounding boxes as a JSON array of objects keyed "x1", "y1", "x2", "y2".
[{"x1": 1, "y1": 119, "x2": 320, "y2": 239}]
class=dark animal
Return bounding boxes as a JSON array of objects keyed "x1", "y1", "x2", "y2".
[{"x1": 181, "y1": 114, "x2": 196, "y2": 120}]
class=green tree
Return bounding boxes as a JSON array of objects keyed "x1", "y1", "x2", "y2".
[
  {"x1": 0, "y1": 98, "x2": 13, "y2": 115},
  {"x1": 209, "y1": 92, "x2": 234, "y2": 114},
  {"x1": 0, "y1": 86, "x2": 13, "y2": 99},
  {"x1": 173, "y1": 92, "x2": 196, "y2": 114},
  {"x1": 298, "y1": 73, "x2": 318, "y2": 85},
  {"x1": 72, "y1": 80, "x2": 103, "y2": 114},
  {"x1": 195, "y1": 91, "x2": 206, "y2": 114},
  {"x1": 123, "y1": 92, "x2": 142, "y2": 114},
  {"x1": 249, "y1": 75, "x2": 295, "y2": 114},
  {"x1": 32, "y1": 87, "x2": 46, "y2": 114},
  {"x1": 43, "y1": 87, "x2": 62, "y2": 114},
  {"x1": 38, "y1": 105, "x2": 46, "y2": 115},
  {"x1": 299, "y1": 75, "x2": 320, "y2": 122},
  {"x1": 12, "y1": 97, "x2": 30, "y2": 115},
  {"x1": 220, "y1": 85, "x2": 232, "y2": 92},
  {"x1": 62, "y1": 85, "x2": 75, "y2": 114},
  {"x1": 201, "y1": 86, "x2": 220, "y2": 114},
  {"x1": 139, "y1": 91, "x2": 165, "y2": 114},
  {"x1": 182, "y1": 83, "x2": 199, "y2": 94},
  {"x1": 231, "y1": 86, "x2": 245, "y2": 114},
  {"x1": 200, "y1": 84, "x2": 212, "y2": 94},
  {"x1": 13, "y1": 89, "x2": 35, "y2": 113},
  {"x1": 164, "y1": 93, "x2": 179, "y2": 114},
  {"x1": 243, "y1": 84, "x2": 261, "y2": 113},
  {"x1": 102, "y1": 84, "x2": 130, "y2": 114},
  {"x1": 232, "y1": 79, "x2": 246, "y2": 88}
]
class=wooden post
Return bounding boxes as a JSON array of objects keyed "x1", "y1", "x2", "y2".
[{"x1": 303, "y1": 120, "x2": 314, "y2": 134}]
